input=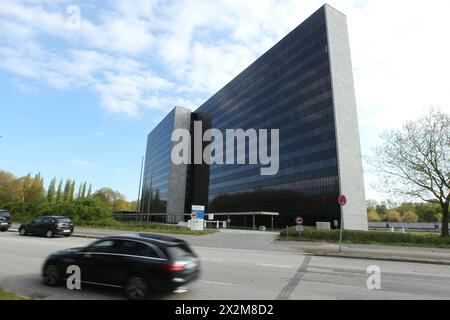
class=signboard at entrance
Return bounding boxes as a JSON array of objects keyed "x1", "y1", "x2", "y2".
[
  {"x1": 192, "y1": 205, "x2": 205, "y2": 220},
  {"x1": 295, "y1": 217, "x2": 304, "y2": 225},
  {"x1": 191, "y1": 205, "x2": 205, "y2": 231}
]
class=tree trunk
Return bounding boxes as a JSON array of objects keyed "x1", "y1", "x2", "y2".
[{"x1": 441, "y1": 202, "x2": 449, "y2": 238}]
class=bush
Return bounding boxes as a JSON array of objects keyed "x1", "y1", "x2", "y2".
[
  {"x1": 36, "y1": 198, "x2": 115, "y2": 226},
  {"x1": 280, "y1": 227, "x2": 450, "y2": 248}
]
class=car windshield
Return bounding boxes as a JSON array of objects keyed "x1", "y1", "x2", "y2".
[
  {"x1": 57, "y1": 218, "x2": 72, "y2": 223},
  {"x1": 0, "y1": 211, "x2": 11, "y2": 218}
]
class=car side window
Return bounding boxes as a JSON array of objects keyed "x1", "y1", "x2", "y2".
[
  {"x1": 34, "y1": 217, "x2": 44, "y2": 223},
  {"x1": 116, "y1": 240, "x2": 159, "y2": 258},
  {"x1": 42, "y1": 217, "x2": 52, "y2": 224},
  {"x1": 86, "y1": 240, "x2": 117, "y2": 253}
]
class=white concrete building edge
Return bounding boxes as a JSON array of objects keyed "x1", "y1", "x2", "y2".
[{"x1": 325, "y1": 5, "x2": 369, "y2": 231}]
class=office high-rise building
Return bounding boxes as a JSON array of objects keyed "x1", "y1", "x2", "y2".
[{"x1": 141, "y1": 4, "x2": 368, "y2": 230}]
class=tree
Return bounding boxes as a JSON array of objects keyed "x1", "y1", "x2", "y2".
[
  {"x1": 63, "y1": 179, "x2": 72, "y2": 202},
  {"x1": 371, "y1": 108, "x2": 449, "y2": 237},
  {"x1": 47, "y1": 178, "x2": 57, "y2": 203},
  {"x1": 55, "y1": 179, "x2": 63, "y2": 202},
  {"x1": 27, "y1": 173, "x2": 45, "y2": 204},
  {"x1": 385, "y1": 209, "x2": 401, "y2": 222},
  {"x1": 0, "y1": 170, "x2": 22, "y2": 205},
  {"x1": 77, "y1": 183, "x2": 83, "y2": 199},
  {"x1": 112, "y1": 199, "x2": 135, "y2": 211},
  {"x1": 81, "y1": 182, "x2": 87, "y2": 199},
  {"x1": 376, "y1": 204, "x2": 388, "y2": 217},
  {"x1": 402, "y1": 211, "x2": 419, "y2": 223},
  {"x1": 87, "y1": 184, "x2": 92, "y2": 198},
  {"x1": 69, "y1": 180, "x2": 76, "y2": 201},
  {"x1": 93, "y1": 188, "x2": 126, "y2": 208},
  {"x1": 367, "y1": 210, "x2": 382, "y2": 222}
]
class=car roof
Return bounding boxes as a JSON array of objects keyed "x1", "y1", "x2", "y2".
[
  {"x1": 40, "y1": 215, "x2": 70, "y2": 219},
  {"x1": 106, "y1": 233, "x2": 186, "y2": 247}
]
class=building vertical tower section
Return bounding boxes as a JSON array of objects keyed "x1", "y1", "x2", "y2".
[
  {"x1": 325, "y1": 6, "x2": 368, "y2": 230},
  {"x1": 142, "y1": 107, "x2": 191, "y2": 221}
]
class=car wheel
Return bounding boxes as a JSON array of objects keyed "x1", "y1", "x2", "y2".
[
  {"x1": 43, "y1": 264, "x2": 61, "y2": 287},
  {"x1": 19, "y1": 228, "x2": 27, "y2": 236},
  {"x1": 46, "y1": 230, "x2": 54, "y2": 238},
  {"x1": 125, "y1": 276, "x2": 148, "y2": 300},
  {"x1": 64, "y1": 234, "x2": 71, "y2": 237},
  {"x1": 0, "y1": 229, "x2": 6, "y2": 232}
]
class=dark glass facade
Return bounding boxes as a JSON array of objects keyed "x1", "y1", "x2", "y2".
[
  {"x1": 195, "y1": 6, "x2": 339, "y2": 226},
  {"x1": 141, "y1": 109, "x2": 176, "y2": 214}
]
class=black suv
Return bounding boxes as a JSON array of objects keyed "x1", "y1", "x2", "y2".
[
  {"x1": 42, "y1": 233, "x2": 200, "y2": 299},
  {"x1": 19, "y1": 216, "x2": 74, "y2": 238},
  {"x1": 0, "y1": 210, "x2": 12, "y2": 232}
]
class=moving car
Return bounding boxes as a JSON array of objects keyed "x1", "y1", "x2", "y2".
[
  {"x1": 19, "y1": 216, "x2": 74, "y2": 238},
  {"x1": 42, "y1": 233, "x2": 200, "y2": 300},
  {"x1": 0, "y1": 210, "x2": 12, "y2": 232}
]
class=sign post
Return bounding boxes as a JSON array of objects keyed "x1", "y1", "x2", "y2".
[
  {"x1": 338, "y1": 195, "x2": 348, "y2": 253},
  {"x1": 295, "y1": 217, "x2": 304, "y2": 238}
]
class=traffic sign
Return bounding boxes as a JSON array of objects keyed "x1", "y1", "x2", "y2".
[
  {"x1": 338, "y1": 195, "x2": 348, "y2": 206},
  {"x1": 295, "y1": 217, "x2": 304, "y2": 225}
]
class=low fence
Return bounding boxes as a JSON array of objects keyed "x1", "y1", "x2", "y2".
[
  {"x1": 369, "y1": 222, "x2": 449, "y2": 232},
  {"x1": 112, "y1": 213, "x2": 189, "y2": 225}
]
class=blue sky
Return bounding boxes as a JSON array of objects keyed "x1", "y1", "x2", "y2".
[{"x1": 0, "y1": 0, "x2": 449, "y2": 201}]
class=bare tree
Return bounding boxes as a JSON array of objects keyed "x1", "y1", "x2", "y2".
[{"x1": 371, "y1": 108, "x2": 449, "y2": 237}]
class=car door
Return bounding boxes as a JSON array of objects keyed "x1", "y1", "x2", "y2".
[
  {"x1": 28, "y1": 217, "x2": 43, "y2": 234},
  {"x1": 78, "y1": 239, "x2": 120, "y2": 286},
  {"x1": 37, "y1": 217, "x2": 52, "y2": 235},
  {"x1": 113, "y1": 240, "x2": 165, "y2": 286}
]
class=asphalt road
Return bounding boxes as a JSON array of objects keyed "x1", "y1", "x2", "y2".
[{"x1": 1, "y1": 232, "x2": 450, "y2": 300}]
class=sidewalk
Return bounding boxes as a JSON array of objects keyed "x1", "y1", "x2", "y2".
[
  {"x1": 276, "y1": 240, "x2": 450, "y2": 265},
  {"x1": 8, "y1": 223, "x2": 450, "y2": 265}
]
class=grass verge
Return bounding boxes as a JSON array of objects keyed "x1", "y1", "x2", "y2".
[
  {"x1": 279, "y1": 227, "x2": 450, "y2": 249},
  {"x1": 11, "y1": 217, "x2": 218, "y2": 236},
  {"x1": 77, "y1": 221, "x2": 219, "y2": 236},
  {"x1": 0, "y1": 287, "x2": 32, "y2": 300}
]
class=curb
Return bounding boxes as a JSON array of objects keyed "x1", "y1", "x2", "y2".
[
  {"x1": 305, "y1": 251, "x2": 450, "y2": 266},
  {"x1": 8, "y1": 228, "x2": 101, "y2": 240}
]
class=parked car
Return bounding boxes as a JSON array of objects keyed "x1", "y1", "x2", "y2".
[
  {"x1": 42, "y1": 233, "x2": 200, "y2": 299},
  {"x1": 0, "y1": 210, "x2": 12, "y2": 232},
  {"x1": 19, "y1": 216, "x2": 74, "y2": 238}
]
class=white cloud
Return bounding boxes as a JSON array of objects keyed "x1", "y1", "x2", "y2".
[{"x1": 72, "y1": 159, "x2": 91, "y2": 167}]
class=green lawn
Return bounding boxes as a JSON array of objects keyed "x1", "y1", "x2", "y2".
[
  {"x1": 279, "y1": 227, "x2": 450, "y2": 249},
  {"x1": 79, "y1": 221, "x2": 219, "y2": 236},
  {"x1": 12, "y1": 216, "x2": 219, "y2": 236},
  {"x1": 0, "y1": 288, "x2": 31, "y2": 300}
]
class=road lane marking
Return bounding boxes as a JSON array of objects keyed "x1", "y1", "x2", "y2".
[
  {"x1": 199, "y1": 280, "x2": 235, "y2": 287},
  {"x1": 276, "y1": 256, "x2": 312, "y2": 300},
  {"x1": 256, "y1": 264, "x2": 294, "y2": 269},
  {"x1": 201, "y1": 258, "x2": 224, "y2": 263}
]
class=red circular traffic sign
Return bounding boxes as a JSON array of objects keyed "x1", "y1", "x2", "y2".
[
  {"x1": 295, "y1": 217, "x2": 304, "y2": 225},
  {"x1": 338, "y1": 195, "x2": 348, "y2": 206}
]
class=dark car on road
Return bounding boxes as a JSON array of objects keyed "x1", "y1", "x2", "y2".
[
  {"x1": 42, "y1": 233, "x2": 200, "y2": 299},
  {"x1": 19, "y1": 216, "x2": 74, "y2": 238},
  {"x1": 0, "y1": 210, "x2": 12, "y2": 232}
]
